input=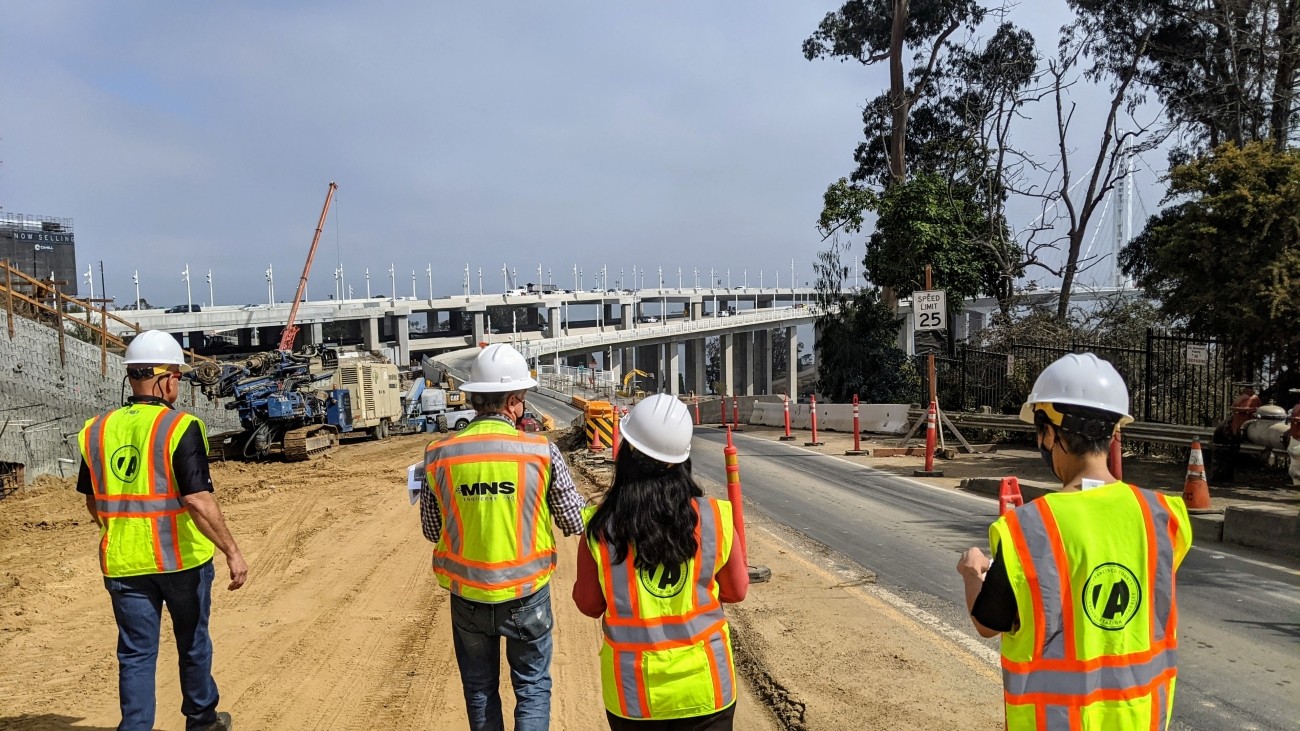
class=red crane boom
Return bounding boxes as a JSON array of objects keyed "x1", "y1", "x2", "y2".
[{"x1": 278, "y1": 181, "x2": 338, "y2": 352}]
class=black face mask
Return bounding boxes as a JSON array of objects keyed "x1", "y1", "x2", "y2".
[{"x1": 1039, "y1": 443, "x2": 1058, "y2": 480}]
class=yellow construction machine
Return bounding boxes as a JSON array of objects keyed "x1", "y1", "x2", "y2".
[{"x1": 617, "y1": 369, "x2": 653, "y2": 399}]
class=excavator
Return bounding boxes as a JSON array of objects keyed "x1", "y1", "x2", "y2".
[{"x1": 617, "y1": 369, "x2": 654, "y2": 399}]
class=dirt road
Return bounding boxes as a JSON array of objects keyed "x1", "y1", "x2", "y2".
[{"x1": 1, "y1": 431, "x2": 1000, "y2": 730}]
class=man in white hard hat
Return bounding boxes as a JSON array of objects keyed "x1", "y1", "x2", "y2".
[
  {"x1": 77, "y1": 330, "x2": 246, "y2": 731},
  {"x1": 957, "y1": 353, "x2": 1192, "y2": 730},
  {"x1": 421, "y1": 343, "x2": 587, "y2": 731}
]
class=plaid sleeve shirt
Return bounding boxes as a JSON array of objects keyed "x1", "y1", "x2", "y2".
[{"x1": 419, "y1": 418, "x2": 587, "y2": 543}]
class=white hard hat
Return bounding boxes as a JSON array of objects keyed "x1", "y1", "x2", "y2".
[
  {"x1": 124, "y1": 330, "x2": 191, "y2": 373},
  {"x1": 1019, "y1": 352, "x2": 1132, "y2": 427},
  {"x1": 620, "y1": 394, "x2": 693, "y2": 464},
  {"x1": 459, "y1": 344, "x2": 537, "y2": 393}
]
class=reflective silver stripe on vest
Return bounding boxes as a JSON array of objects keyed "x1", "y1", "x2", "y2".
[
  {"x1": 707, "y1": 630, "x2": 735, "y2": 707},
  {"x1": 154, "y1": 515, "x2": 180, "y2": 572},
  {"x1": 96, "y1": 496, "x2": 185, "y2": 514},
  {"x1": 1043, "y1": 705, "x2": 1070, "y2": 729},
  {"x1": 83, "y1": 415, "x2": 108, "y2": 494},
  {"x1": 604, "y1": 610, "x2": 724, "y2": 646},
  {"x1": 1155, "y1": 677, "x2": 1169, "y2": 729},
  {"x1": 617, "y1": 650, "x2": 644, "y2": 717},
  {"x1": 149, "y1": 409, "x2": 187, "y2": 496},
  {"x1": 430, "y1": 436, "x2": 552, "y2": 461},
  {"x1": 695, "y1": 500, "x2": 718, "y2": 607},
  {"x1": 433, "y1": 464, "x2": 463, "y2": 554},
  {"x1": 1003, "y1": 647, "x2": 1177, "y2": 697},
  {"x1": 431, "y1": 551, "x2": 557, "y2": 586},
  {"x1": 1131, "y1": 487, "x2": 1175, "y2": 643},
  {"x1": 518, "y1": 460, "x2": 545, "y2": 556},
  {"x1": 1013, "y1": 503, "x2": 1067, "y2": 659}
]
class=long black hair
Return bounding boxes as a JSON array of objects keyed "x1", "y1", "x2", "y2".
[{"x1": 585, "y1": 444, "x2": 704, "y2": 570}]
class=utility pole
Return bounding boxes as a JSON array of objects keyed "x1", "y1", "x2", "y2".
[
  {"x1": 182, "y1": 263, "x2": 192, "y2": 310},
  {"x1": 98, "y1": 261, "x2": 107, "y2": 304},
  {"x1": 83, "y1": 264, "x2": 94, "y2": 303}
]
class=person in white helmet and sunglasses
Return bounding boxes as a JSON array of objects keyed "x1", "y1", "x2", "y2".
[
  {"x1": 957, "y1": 353, "x2": 1192, "y2": 730},
  {"x1": 573, "y1": 394, "x2": 749, "y2": 730},
  {"x1": 420, "y1": 343, "x2": 587, "y2": 731},
  {"x1": 77, "y1": 330, "x2": 245, "y2": 731}
]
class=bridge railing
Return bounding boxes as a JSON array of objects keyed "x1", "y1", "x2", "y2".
[{"x1": 518, "y1": 305, "x2": 821, "y2": 360}]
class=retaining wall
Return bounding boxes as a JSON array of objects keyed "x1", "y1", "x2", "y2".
[{"x1": 0, "y1": 311, "x2": 238, "y2": 485}]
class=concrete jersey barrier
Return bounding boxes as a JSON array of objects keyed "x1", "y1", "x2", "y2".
[{"x1": 746, "y1": 400, "x2": 910, "y2": 435}]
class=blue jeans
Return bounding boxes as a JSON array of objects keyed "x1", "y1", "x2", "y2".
[
  {"x1": 104, "y1": 560, "x2": 219, "y2": 731},
  {"x1": 450, "y1": 583, "x2": 554, "y2": 731}
]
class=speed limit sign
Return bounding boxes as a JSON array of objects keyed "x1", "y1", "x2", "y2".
[{"x1": 913, "y1": 290, "x2": 947, "y2": 331}]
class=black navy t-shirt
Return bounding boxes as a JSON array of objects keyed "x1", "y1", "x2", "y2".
[
  {"x1": 76, "y1": 396, "x2": 214, "y2": 497},
  {"x1": 970, "y1": 546, "x2": 1020, "y2": 633}
]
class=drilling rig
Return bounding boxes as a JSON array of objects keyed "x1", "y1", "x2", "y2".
[{"x1": 190, "y1": 183, "x2": 357, "y2": 461}]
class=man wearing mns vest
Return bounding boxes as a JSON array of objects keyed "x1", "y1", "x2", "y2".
[
  {"x1": 77, "y1": 330, "x2": 247, "y2": 731},
  {"x1": 958, "y1": 353, "x2": 1192, "y2": 730},
  {"x1": 421, "y1": 344, "x2": 587, "y2": 731}
]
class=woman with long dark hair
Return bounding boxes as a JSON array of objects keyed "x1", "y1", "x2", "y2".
[{"x1": 573, "y1": 394, "x2": 748, "y2": 730}]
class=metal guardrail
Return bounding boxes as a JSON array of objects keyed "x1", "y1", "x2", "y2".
[
  {"x1": 518, "y1": 305, "x2": 822, "y2": 360},
  {"x1": 908, "y1": 409, "x2": 1230, "y2": 449}
]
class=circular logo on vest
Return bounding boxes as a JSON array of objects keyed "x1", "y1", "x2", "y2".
[
  {"x1": 1081, "y1": 562, "x2": 1142, "y2": 630},
  {"x1": 638, "y1": 563, "x2": 688, "y2": 599},
  {"x1": 110, "y1": 445, "x2": 143, "y2": 482}
]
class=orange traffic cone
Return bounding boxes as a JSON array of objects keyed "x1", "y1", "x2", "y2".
[
  {"x1": 998, "y1": 476, "x2": 1024, "y2": 515},
  {"x1": 1183, "y1": 440, "x2": 1211, "y2": 510}
]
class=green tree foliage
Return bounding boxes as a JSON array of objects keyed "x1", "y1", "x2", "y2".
[
  {"x1": 1120, "y1": 142, "x2": 1300, "y2": 358},
  {"x1": 804, "y1": 0, "x2": 988, "y2": 183},
  {"x1": 1070, "y1": 0, "x2": 1300, "y2": 159},
  {"x1": 863, "y1": 172, "x2": 1009, "y2": 308},
  {"x1": 815, "y1": 290, "x2": 918, "y2": 402},
  {"x1": 811, "y1": 242, "x2": 918, "y2": 402}
]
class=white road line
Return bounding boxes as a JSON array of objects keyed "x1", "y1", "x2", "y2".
[
  {"x1": 861, "y1": 582, "x2": 1001, "y2": 668},
  {"x1": 710, "y1": 429, "x2": 1300, "y2": 579}
]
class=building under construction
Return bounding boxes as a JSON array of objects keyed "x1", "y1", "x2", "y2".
[{"x1": 0, "y1": 212, "x2": 77, "y2": 296}]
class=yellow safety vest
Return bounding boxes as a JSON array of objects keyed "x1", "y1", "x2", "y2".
[
  {"x1": 588, "y1": 497, "x2": 737, "y2": 721},
  {"x1": 78, "y1": 404, "x2": 216, "y2": 578},
  {"x1": 991, "y1": 482, "x2": 1192, "y2": 730},
  {"x1": 424, "y1": 419, "x2": 557, "y2": 603}
]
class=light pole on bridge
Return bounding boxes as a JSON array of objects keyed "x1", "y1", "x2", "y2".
[
  {"x1": 365, "y1": 268, "x2": 371, "y2": 299},
  {"x1": 206, "y1": 269, "x2": 213, "y2": 307},
  {"x1": 181, "y1": 263, "x2": 192, "y2": 311}
]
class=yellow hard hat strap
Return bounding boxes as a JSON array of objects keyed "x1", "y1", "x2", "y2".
[{"x1": 1032, "y1": 403, "x2": 1118, "y2": 440}]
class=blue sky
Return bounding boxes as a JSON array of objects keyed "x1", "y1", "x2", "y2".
[{"x1": 1, "y1": 1, "x2": 1162, "y2": 306}]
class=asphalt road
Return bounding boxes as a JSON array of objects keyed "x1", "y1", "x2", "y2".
[{"x1": 684, "y1": 427, "x2": 1300, "y2": 731}]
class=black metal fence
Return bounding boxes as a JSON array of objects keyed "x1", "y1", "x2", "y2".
[{"x1": 919, "y1": 331, "x2": 1284, "y2": 428}]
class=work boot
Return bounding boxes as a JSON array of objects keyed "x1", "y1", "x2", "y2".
[{"x1": 196, "y1": 712, "x2": 232, "y2": 731}]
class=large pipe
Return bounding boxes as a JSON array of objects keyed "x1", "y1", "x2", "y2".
[{"x1": 1242, "y1": 405, "x2": 1290, "y2": 451}]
